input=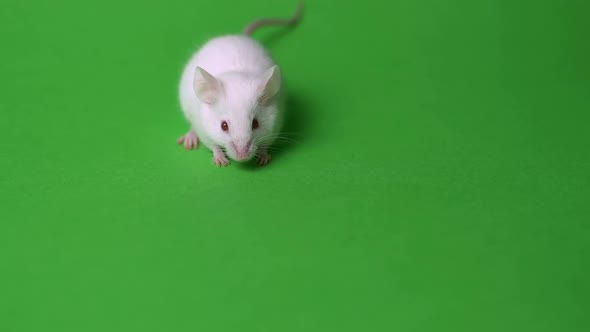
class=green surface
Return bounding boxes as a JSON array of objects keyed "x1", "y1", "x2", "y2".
[{"x1": 1, "y1": 0, "x2": 589, "y2": 331}]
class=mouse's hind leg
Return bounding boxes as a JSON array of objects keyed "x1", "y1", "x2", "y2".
[{"x1": 177, "y1": 128, "x2": 199, "y2": 150}]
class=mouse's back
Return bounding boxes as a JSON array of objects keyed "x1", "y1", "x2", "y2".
[
  {"x1": 179, "y1": 35, "x2": 277, "y2": 116},
  {"x1": 192, "y1": 35, "x2": 275, "y2": 76}
]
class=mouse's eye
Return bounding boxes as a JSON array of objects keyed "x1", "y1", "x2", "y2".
[
  {"x1": 252, "y1": 118, "x2": 259, "y2": 130},
  {"x1": 221, "y1": 121, "x2": 229, "y2": 132}
]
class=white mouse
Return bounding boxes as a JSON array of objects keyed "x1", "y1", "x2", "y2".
[{"x1": 177, "y1": 2, "x2": 304, "y2": 167}]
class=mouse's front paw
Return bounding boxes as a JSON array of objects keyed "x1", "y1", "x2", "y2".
[
  {"x1": 177, "y1": 129, "x2": 199, "y2": 150},
  {"x1": 256, "y1": 152, "x2": 272, "y2": 166},
  {"x1": 212, "y1": 149, "x2": 230, "y2": 167}
]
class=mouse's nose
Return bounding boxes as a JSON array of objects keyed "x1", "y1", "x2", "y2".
[{"x1": 231, "y1": 140, "x2": 252, "y2": 160}]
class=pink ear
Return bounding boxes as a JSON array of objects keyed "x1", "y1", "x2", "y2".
[
  {"x1": 193, "y1": 66, "x2": 220, "y2": 104},
  {"x1": 257, "y1": 65, "x2": 282, "y2": 106}
]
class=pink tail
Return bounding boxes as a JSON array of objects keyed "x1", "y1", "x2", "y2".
[{"x1": 242, "y1": 2, "x2": 304, "y2": 36}]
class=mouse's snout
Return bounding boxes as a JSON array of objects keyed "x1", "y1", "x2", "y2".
[{"x1": 230, "y1": 140, "x2": 253, "y2": 161}]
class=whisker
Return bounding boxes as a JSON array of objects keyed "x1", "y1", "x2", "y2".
[
  {"x1": 255, "y1": 135, "x2": 301, "y2": 141},
  {"x1": 255, "y1": 137, "x2": 299, "y2": 142}
]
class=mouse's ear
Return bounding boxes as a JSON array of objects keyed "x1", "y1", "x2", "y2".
[
  {"x1": 193, "y1": 66, "x2": 221, "y2": 104},
  {"x1": 257, "y1": 65, "x2": 282, "y2": 106}
]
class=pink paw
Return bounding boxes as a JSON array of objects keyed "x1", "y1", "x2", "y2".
[
  {"x1": 177, "y1": 130, "x2": 198, "y2": 150},
  {"x1": 256, "y1": 153, "x2": 272, "y2": 166},
  {"x1": 213, "y1": 151, "x2": 230, "y2": 167}
]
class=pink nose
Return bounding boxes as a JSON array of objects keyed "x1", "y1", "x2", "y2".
[
  {"x1": 232, "y1": 141, "x2": 251, "y2": 159},
  {"x1": 236, "y1": 149, "x2": 248, "y2": 158}
]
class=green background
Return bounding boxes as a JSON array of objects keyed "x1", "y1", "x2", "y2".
[{"x1": 1, "y1": 0, "x2": 589, "y2": 331}]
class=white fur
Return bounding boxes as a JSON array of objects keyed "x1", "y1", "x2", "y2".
[{"x1": 178, "y1": 35, "x2": 285, "y2": 162}]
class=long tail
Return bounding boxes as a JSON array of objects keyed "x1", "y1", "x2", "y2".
[{"x1": 242, "y1": 2, "x2": 304, "y2": 36}]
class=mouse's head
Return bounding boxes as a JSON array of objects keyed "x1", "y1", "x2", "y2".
[{"x1": 193, "y1": 65, "x2": 282, "y2": 162}]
